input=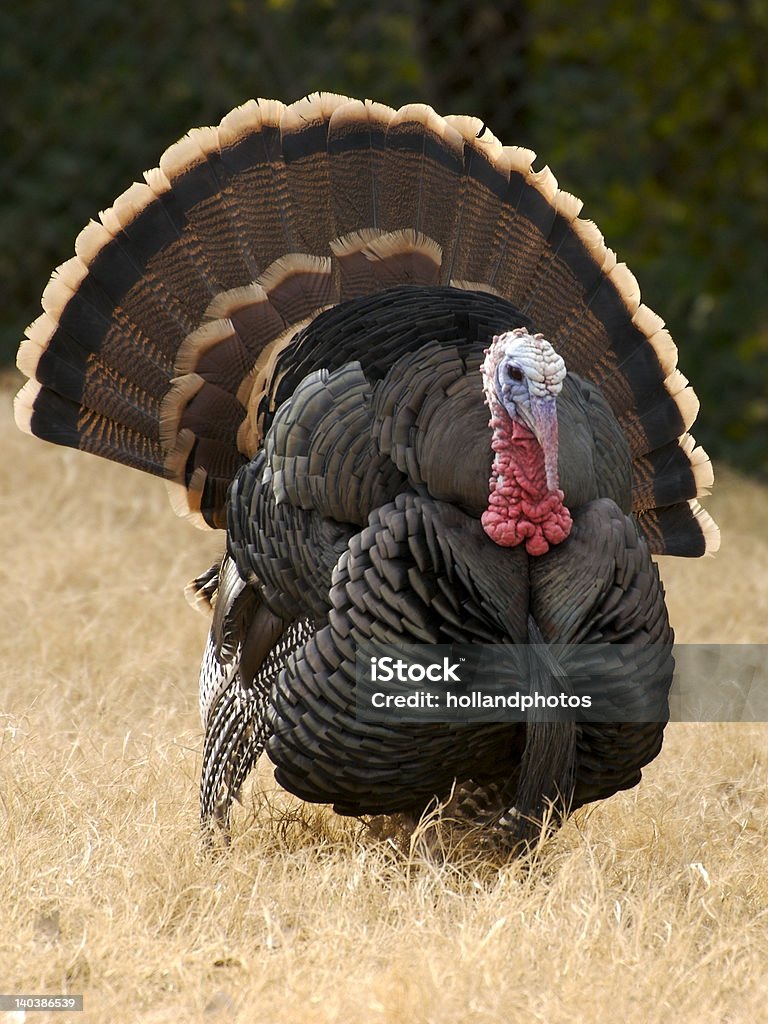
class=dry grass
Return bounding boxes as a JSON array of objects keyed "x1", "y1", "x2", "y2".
[{"x1": 1, "y1": 370, "x2": 766, "y2": 1023}]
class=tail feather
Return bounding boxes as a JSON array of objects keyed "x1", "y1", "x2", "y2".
[
  {"x1": 327, "y1": 99, "x2": 393, "y2": 236},
  {"x1": 332, "y1": 229, "x2": 442, "y2": 300},
  {"x1": 631, "y1": 434, "x2": 713, "y2": 512},
  {"x1": 638, "y1": 499, "x2": 721, "y2": 557},
  {"x1": 217, "y1": 98, "x2": 296, "y2": 266},
  {"x1": 158, "y1": 128, "x2": 256, "y2": 290},
  {"x1": 281, "y1": 93, "x2": 352, "y2": 255},
  {"x1": 381, "y1": 104, "x2": 465, "y2": 252},
  {"x1": 254, "y1": 254, "x2": 335, "y2": 323},
  {"x1": 493, "y1": 160, "x2": 562, "y2": 314},
  {"x1": 439, "y1": 116, "x2": 507, "y2": 285}
]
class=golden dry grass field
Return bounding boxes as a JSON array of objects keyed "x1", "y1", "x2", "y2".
[{"x1": 1, "y1": 370, "x2": 766, "y2": 1023}]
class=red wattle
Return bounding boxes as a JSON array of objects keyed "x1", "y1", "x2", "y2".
[{"x1": 482, "y1": 413, "x2": 572, "y2": 555}]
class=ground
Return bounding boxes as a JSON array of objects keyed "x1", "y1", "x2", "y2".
[{"x1": 1, "y1": 372, "x2": 766, "y2": 1023}]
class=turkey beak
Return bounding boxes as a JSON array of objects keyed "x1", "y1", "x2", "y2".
[{"x1": 529, "y1": 395, "x2": 560, "y2": 493}]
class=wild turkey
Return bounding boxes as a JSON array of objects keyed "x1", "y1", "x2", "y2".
[{"x1": 14, "y1": 94, "x2": 719, "y2": 850}]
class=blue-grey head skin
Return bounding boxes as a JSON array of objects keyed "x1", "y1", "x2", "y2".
[{"x1": 482, "y1": 328, "x2": 567, "y2": 492}]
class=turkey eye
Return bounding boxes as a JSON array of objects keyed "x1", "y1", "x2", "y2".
[{"x1": 507, "y1": 366, "x2": 524, "y2": 383}]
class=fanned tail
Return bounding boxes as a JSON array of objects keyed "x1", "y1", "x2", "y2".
[{"x1": 15, "y1": 92, "x2": 717, "y2": 554}]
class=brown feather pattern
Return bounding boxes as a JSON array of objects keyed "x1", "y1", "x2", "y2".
[{"x1": 15, "y1": 91, "x2": 716, "y2": 552}]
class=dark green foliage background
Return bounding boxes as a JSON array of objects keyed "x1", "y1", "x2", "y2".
[{"x1": 3, "y1": 0, "x2": 766, "y2": 474}]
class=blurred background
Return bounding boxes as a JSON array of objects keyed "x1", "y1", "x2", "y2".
[{"x1": 2, "y1": 0, "x2": 766, "y2": 476}]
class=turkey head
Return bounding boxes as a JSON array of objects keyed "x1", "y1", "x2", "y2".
[{"x1": 481, "y1": 328, "x2": 572, "y2": 555}]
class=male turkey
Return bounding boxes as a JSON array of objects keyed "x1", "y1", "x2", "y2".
[{"x1": 14, "y1": 94, "x2": 719, "y2": 850}]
